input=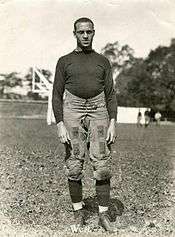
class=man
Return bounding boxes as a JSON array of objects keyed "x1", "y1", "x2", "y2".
[
  {"x1": 144, "y1": 108, "x2": 150, "y2": 128},
  {"x1": 52, "y1": 17, "x2": 117, "y2": 233},
  {"x1": 137, "y1": 110, "x2": 142, "y2": 127},
  {"x1": 154, "y1": 111, "x2": 162, "y2": 126}
]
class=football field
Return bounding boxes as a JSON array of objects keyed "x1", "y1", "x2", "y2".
[{"x1": 0, "y1": 118, "x2": 174, "y2": 237}]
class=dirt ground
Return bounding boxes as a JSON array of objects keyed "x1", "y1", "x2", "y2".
[{"x1": 0, "y1": 119, "x2": 174, "y2": 237}]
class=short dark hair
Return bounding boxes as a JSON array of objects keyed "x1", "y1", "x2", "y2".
[{"x1": 74, "y1": 17, "x2": 94, "y2": 31}]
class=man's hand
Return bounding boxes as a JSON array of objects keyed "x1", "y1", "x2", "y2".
[
  {"x1": 106, "y1": 118, "x2": 116, "y2": 144},
  {"x1": 57, "y1": 121, "x2": 71, "y2": 144}
]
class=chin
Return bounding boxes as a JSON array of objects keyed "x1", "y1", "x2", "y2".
[{"x1": 82, "y1": 44, "x2": 90, "y2": 48}]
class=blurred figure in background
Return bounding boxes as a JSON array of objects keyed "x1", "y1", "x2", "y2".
[
  {"x1": 149, "y1": 108, "x2": 155, "y2": 124},
  {"x1": 155, "y1": 111, "x2": 162, "y2": 126},
  {"x1": 144, "y1": 108, "x2": 150, "y2": 128},
  {"x1": 137, "y1": 110, "x2": 142, "y2": 127}
]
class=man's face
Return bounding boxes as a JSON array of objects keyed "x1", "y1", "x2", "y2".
[{"x1": 74, "y1": 22, "x2": 95, "y2": 49}]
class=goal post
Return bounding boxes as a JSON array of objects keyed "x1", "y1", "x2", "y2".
[{"x1": 32, "y1": 66, "x2": 56, "y2": 125}]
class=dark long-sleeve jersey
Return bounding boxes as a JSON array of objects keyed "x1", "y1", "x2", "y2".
[{"x1": 52, "y1": 50, "x2": 117, "y2": 124}]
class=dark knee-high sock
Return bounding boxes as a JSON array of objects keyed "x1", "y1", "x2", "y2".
[
  {"x1": 96, "y1": 179, "x2": 110, "y2": 207},
  {"x1": 68, "y1": 179, "x2": 82, "y2": 203}
]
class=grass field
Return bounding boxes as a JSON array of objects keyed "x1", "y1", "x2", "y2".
[{"x1": 0, "y1": 118, "x2": 175, "y2": 237}]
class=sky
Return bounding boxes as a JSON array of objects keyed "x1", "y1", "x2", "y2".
[{"x1": 0, "y1": 0, "x2": 175, "y2": 74}]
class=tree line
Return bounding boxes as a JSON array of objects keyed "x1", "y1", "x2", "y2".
[{"x1": 102, "y1": 39, "x2": 175, "y2": 120}]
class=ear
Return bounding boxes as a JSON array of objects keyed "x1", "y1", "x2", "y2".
[
  {"x1": 73, "y1": 30, "x2": 76, "y2": 37},
  {"x1": 93, "y1": 30, "x2": 95, "y2": 36}
]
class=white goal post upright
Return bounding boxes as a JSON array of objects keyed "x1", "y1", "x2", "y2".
[
  {"x1": 47, "y1": 87, "x2": 56, "y2": 125},
  {"x1": 32, "y1": 67, "x2": 56, "y2": 125}
]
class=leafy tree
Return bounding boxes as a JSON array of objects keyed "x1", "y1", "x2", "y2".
[
  {"x1": 126, "y1": 60, "x2": 155, "y2": 107},
  {"x1": 24, "y1": 67, "x2": 33, "y2": 86},
  {"x1": 116, "y1": 58, "x2": 144, "y2": 106},
  {"x1": 101, "y1": 41, "x2": 135, "y2": 71},
  {"x1": 115, "y1": 39, "x2": 175, "y2": 120},
  {"x1": 0, "y1": 74, "x2": 5, "y2": 96},
  {"x1": 3, "y1": 72, "x2": 22, "y2": 87},
  {"x1": 145, "y1": 42, "x2": 175, "y2": 111},
  {"x1": 101, "y1": 41, "x2": 136, "y2": 90},
  {"x1": 0, "y1": 72, "x2": 23, "y2": 99}
]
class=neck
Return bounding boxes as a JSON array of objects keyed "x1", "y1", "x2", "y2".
[{"x1": 75, "y1": 46, "x2": 93, "y2": 52}]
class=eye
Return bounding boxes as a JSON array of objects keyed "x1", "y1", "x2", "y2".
[
  {"x1": 77, "y1": 31, "x2": 84, "y2": 34},
  {"x1": 76, "y1": 30, "x2": 93, "y2": 35},
  {"x1": 87, "y1": 30, "x2": 93, "y2": 34}
]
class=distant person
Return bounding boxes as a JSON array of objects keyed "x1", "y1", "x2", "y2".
[
  {"x1": 52, "y1": 18, "x2": 117, "y2": 233},
  {"x1": 149, "y1": 108, "x2": 155, "y2": 124},
  {"x1": 144, "y1": 108, "x2": 150, "y2": 127},
  {"x1": 137, "y1": 110, "x2": 142, "y2": 127},
  {"x1": 155, "y1": 111, "x2": 162, "y2": 126}
]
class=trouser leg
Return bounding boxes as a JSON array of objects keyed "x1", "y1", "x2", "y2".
[
  {"x1": 88, "y1": 119, "x2": 112, "y2": 209},
  {"x1": 64, "y1": 119, "x2": 87, "y2": 208},
  {"x1": 88, "y1": 119, "x2": 118, "y2": 232},
  {"x1": 64, "y1": 120, "x2": 86, "y2": 180}
]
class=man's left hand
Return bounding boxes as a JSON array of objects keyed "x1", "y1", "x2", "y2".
[{"x1": 106, "y1": 118, "x2": 116, "y2": 144}]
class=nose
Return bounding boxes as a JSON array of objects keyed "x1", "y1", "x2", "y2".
[{"x1": 83, "y1": 32, "x2": 88, "y2": 38}]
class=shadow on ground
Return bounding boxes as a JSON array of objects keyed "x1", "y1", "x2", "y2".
[{"x1": 83, "y1": 196, "x2": 124, "y2": 222}]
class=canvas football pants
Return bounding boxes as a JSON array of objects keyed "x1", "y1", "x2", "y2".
[{"x1": 63, "y1": 89, "x2": 112, "y2": 181}]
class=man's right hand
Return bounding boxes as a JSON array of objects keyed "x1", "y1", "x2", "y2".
[{"x1": 57, "y1": 121, "x2": 71, "y2": 144}]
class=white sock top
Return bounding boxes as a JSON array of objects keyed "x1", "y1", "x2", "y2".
[
  {"x1": 72, "y1": 202, "x2": 83, "y2": 211},
  {"x1": 98, "y1": 205, "x2": 108, "y2": 213}
]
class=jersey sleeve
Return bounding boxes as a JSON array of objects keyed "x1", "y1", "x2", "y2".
[
  {"x1": 104, "y1": 59, "x2": 118, "y2": 120},
  {"x1": 52, "y1": 58, "x2": 65, "y2": 124}
]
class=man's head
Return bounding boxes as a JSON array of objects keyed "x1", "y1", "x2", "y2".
[{"x1": 73, "y1": 17, "x2": 95, "y2": 50}]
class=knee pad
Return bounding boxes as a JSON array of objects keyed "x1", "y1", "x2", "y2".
[
  {"x1": 66, "y1": 159, "x2": 84, "y2": 180},
  {"x1": 94, "y1": 167, "x2": 112, "y2": 181}
]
